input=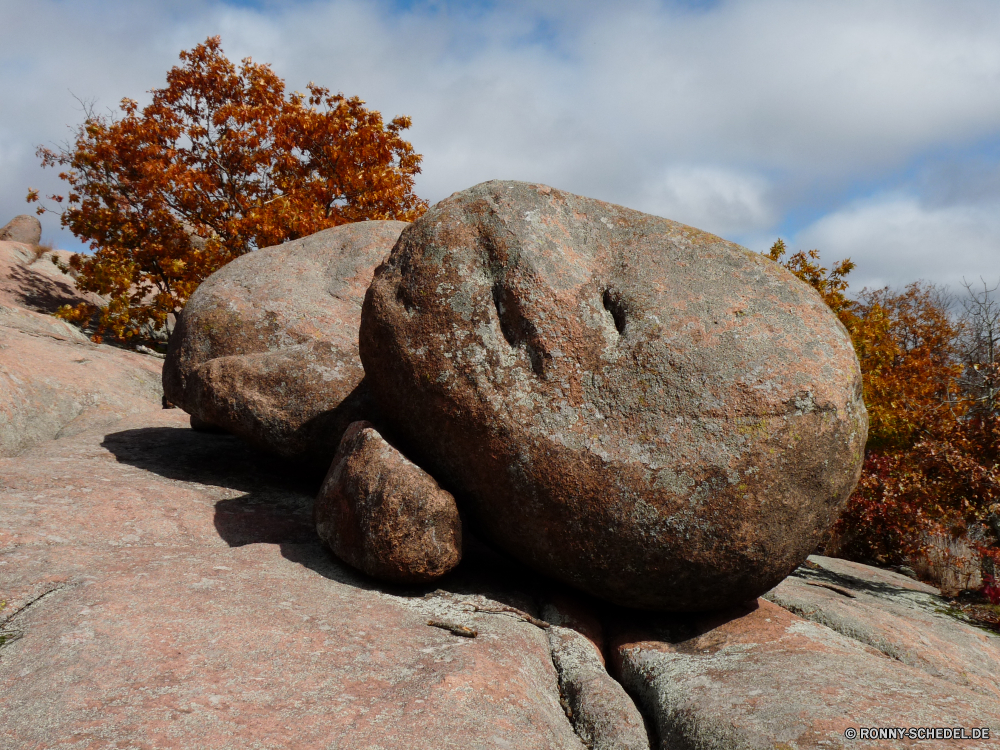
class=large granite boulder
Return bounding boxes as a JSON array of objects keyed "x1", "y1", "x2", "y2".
[
  {"x1": 315, "y1": 420, "x2": 462, "y2": 583},
  {"x1": 360, "y1": 181, "x2": 867, "y2": 611},
  {"x1": 0, "y1": 214, "x2": 42, "y2": 245},
  {"x1": 163, "y1": 221, "x2": 407, "y2": 468}
]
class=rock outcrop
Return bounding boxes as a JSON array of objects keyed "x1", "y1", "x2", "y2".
[
  {"x1": 0, "y1": 214, "x2": 42, "y2": 245},
  {"x1": 612, "y1": 555, "x2": 1000, "y2": 748},
  {"x1": 2, "y1": 222, "x2": 997, "y2": 749},
  {"x1": 0, "y1": 411, "x2": 595, "y2": 749},
  {"x1": 163, "y1": 220, "x2": 407, "y2": 469},
  {"x1": 360, "y1": 180, "x2": 868, "y2": 611},
  {"x1": 0, "y1": 242, "x2": 163, "y2": 456},
  {"x1": 315, "y1": 420, "x2": 462, "y2": 583}
]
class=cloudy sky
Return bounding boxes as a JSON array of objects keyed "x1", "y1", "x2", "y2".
[{"x1": 2, "y1": 0, "x2": 999, "y2": 292}]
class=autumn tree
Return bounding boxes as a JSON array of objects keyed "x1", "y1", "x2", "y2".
[{"x1": 29, "y1": 36, "x2": 427, "y2": 342}]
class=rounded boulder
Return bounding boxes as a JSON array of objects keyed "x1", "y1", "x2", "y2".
[
  {"x1": 0, "y1": 215, "x2": 42, "y2": 245},
  {"x1": 315, "y1": 421, "x2": 462, "y2": 584},
  {"x1": 360, "y1": 181, "x2": 867, "y2": 611},
  {"x1": 164, "y1": 221, "x2": 407, "y2": 468}
]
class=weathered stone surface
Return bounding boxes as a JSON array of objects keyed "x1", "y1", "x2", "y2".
[
  {"x1": 316, "y1": 420, "x2": 462, "y2": 583},
  {"x1": 360, "y1": 180, "x2": 868, "y2": 611},
  {"x1": 765, "y1": 554, "x2": 1000, "y2": 702},
  {"x1": 0, "y1": 243, "x2": 163, "y2": 457},
  {"x1": 611, "y1": 573, "x2": 1000, "y2": 749},
  {"x1": 163, "y1": 220, "x2": 407, "y2": 468},
  {"x1": 0, "y1": 409, "x2": 589, "y2": 749},
  {"x1": 0, "y1": 214, "x2": 42, "y2": 244},
  {"x1": 546, "y1": 623, "x2": 650, "y2": 750}
]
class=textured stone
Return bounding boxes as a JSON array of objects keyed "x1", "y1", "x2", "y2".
[
  {"x1": 547, "y1": 623, "x2": 650, "y2": 750},
  {"x1": 0, "y1": 214, "x2": 42, "y2": 244},
  {"x1": 0, "y1": 240, "x2": 101, "y2": 315},
  {"x1": 0, "y1": 409, "x2": 588, "y2": 750},
  {"x1": 360, "y1": 180, "x2": 868, "y2": 611},
  {"x1": 765, "y1": 554, "x2": 1000, "y2": 702},
  {"x1": 0, "y1": 243, "x2": 163, "y2": 457},
  {"x1": 163, "y1": 220, "x2": 407, "y2": 468},
  {"x1": 315, "y1": 420, "x2": 462, "y2": 583},
  {"x1": 612, "y1": 596, "x2": 1000, "y2": 750}
]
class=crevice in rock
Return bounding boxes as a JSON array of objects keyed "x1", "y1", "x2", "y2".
[
  {"x1": 0, "y1": 583, "x2": 69, "y2": 651},
  {"x1": 541, "y1": 599, "x2": 653, "y2": 750},
  {"x1": 491, "y1": 281, "x2": 549, "y2": 378},
  {"x1": 602, "y1": 288, "x2": 628, "y2": 336}
]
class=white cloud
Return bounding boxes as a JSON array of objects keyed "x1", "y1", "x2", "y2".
[
  {"x1": 2, "y1": 0, "x2": 1000, "y2": 286},
  {"x1": 794, "y1": 195, "x2": 1000, "y2": 291},
  {"x1": 632, "y1": 166, "x2": 775, "y2": 237}
]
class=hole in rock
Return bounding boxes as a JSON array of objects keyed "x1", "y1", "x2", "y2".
[
  {"x1": 492, "y1": 281, "x2": 548, "y2": 378},
  {"x1": 492, "y1": 282, "x2": 518, "y2": 349},
  {"x1": 602, "y1": 289, "x2": 627, "y2": 335}
]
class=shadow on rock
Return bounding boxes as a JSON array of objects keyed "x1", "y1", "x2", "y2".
[{"x1": 8, "y1": 260, "x2": 84, "y2": 314}]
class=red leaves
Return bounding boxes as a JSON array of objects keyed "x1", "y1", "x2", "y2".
[{"x1": 31, "y1": 36, "x2": 427, "y2": 342}]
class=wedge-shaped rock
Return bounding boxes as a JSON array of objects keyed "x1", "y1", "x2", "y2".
[
  {"x1": 316, "y1": 421, "x2": 462, "y2": 583},
  {"x1": 360, "y1": 180, "x2": 867, "y2": 610},
  {"x1": 163, "y1": 221, "x2": 407, "y2": 468}
]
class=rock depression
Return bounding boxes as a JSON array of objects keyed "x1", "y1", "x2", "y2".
[{"x1": 360, "y1": 180, "x2": 868, "y2": 611}]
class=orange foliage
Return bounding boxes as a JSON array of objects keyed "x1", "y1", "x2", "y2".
[
  {"x1": 767, "y1": 240, "x2": 1000, "y2": 569},
  {"x1": 29, "y1": 37, "x2": 426, "y2": 341}
]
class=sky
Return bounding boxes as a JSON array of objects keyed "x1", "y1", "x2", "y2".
[{"x1": 2, "y1": 0, "x2": 999, "y2": 293}]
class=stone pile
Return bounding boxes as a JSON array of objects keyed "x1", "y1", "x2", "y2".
[
  {"x1": 165, "y1": 181, "x2": 868, "y2": 612},
  {"x1": 3, "y1": 195, "x2": 998, "y2": 749}
]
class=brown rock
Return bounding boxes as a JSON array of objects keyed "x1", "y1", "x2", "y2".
[
  {"x1": 0, "y1": 409, "x2": 588, "y2": 749},
  {"x1": 315, "y1": 420, "x2": 462, "y2": 583},
  {"x1": 0, "y1": 240, "x2": 100, "y2": 315},
  {"x1": 612, "y1": 597, "x2": 1000, "y2": 749},
  {"x1": 360, "y1": 180, "x2": 868, "y2": 611},
  {"x1": 0, "y1": 214, "x2": 42, "y2": 245},
  {"x1": 163, "y1": 220, "x2": 407, "y2": 468}
]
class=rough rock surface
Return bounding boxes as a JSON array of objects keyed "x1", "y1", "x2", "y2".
[
  {"x1": 0, "y1": 240, "x2": 100, "y2": 314},
  {"x1": 163, "y1": 220, "x2": 407, "y2": 468},
  {"x1": 0, "y1": 243, "x2": 163, "y2": 457},
  {"x1": 0, "y1": 410, "x2": 592, "y2": 749},
  {"x1": 0, "y1": 214, "x2": 42, "y2": 244},
  {"x1": 612, "y1": 556, "x2": 1000, "y2": 749},
  {"x1": 360, "y1": 180, "x2": 868, "y2": 611},
  {"x1": 547, "y1": 623, "x2": 650, "y2": 750},
  {"x1": 764, "y1": 554, "x2": 1000, "y2": 703},
  {"x1": 315, "y1": 420, "x2": 462, "y2": 583}
]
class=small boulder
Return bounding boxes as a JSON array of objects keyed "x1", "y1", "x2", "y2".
[
  {"x1": 0, "y1": 215, "x2": 42, "y2": 245},
  {"x1": 360, "y1": 180, "x2": 867, "y2": 611},
  {"x1": 315, "y1": 421, "x2": 462, "y2": 584},
  {"x1": 163, "y1": 221, "x2": 407, "y2": 468}
]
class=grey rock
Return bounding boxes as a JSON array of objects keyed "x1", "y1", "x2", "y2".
[{"x1": 0, "y1": 214, "x2": 42, "y2": 245}]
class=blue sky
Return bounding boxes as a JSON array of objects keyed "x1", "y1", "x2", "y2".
[{"x1": 2, "y1": 0, "x2": 999, "y2": 292}]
